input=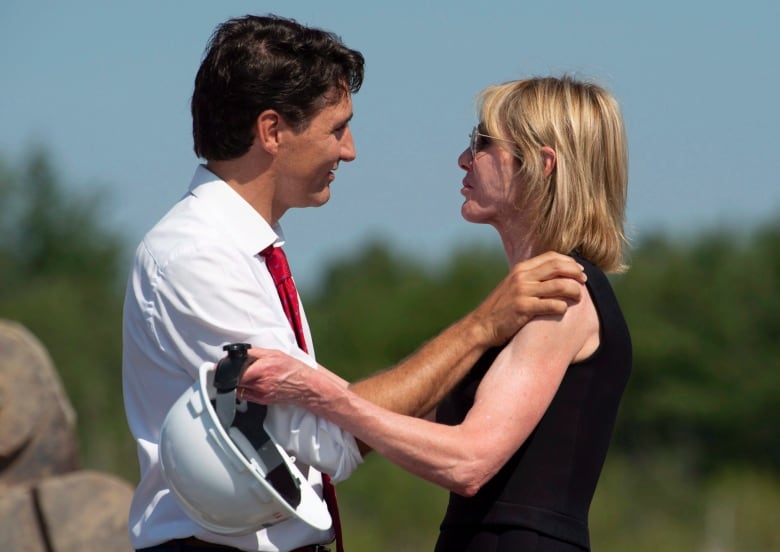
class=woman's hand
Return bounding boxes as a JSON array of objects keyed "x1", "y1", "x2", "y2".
[
  {"x1": 236, "y1": 347, "x2": 314, "y2": 406},
  {"x1": 236, "y1": 347, "x2": 344, "y2": 407}
]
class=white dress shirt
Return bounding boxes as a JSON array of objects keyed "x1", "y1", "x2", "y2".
[{"x1": 122, "y1": 165, "x2": 362, "y2": 551}]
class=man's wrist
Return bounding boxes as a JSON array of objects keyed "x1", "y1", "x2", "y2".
[{"x1": 460, "y1": 311, "x2": 495, "y2": 350}]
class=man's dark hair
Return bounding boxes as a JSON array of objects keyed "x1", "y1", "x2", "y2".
[{"x1": 191, "y1": 14, "x2": 365, "y2": 161}]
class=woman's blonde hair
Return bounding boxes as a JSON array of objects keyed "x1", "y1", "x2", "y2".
[{"x1": 478, "y1": 75, "x2": 629, "y2": 272}]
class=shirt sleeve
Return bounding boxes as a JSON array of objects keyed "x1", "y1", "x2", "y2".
[{"x1": 155, "y1": 241, "x2": 362, "y2": 481}]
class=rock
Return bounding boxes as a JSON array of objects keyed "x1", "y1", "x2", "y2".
[
  {"x1": 0, "y1": 320, "x2": 79, "y2": 486},
  {"x1": 0, "y1": 320, "x2": 133, "y2": 551},
  {"x1": 0, "y1": 484, "x2": 48, "y2": 552},
  {"x1": 37, "y1": 471, "x2": 134, "y2": 552}
]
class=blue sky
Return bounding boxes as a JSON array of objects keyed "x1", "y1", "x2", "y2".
[{"x1": 2, "y1": 1, "x2": 778, "y2": 289}]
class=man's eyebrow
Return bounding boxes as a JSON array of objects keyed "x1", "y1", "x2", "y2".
[{"x1": 337, "y1": 113, "x2": 354, "y2": 128}]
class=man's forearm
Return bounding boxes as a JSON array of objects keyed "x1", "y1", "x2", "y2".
[{"x1": 347, "y1": 311, "x2": 491, "y2": 418}]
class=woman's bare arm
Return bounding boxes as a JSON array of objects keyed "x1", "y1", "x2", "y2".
[{"x1": 240, "y1": 280, "x2": 598, "y2": 494}]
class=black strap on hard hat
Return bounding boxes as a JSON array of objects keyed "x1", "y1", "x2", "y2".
[{"x1": 213, "y1": 343, "x2": 302, "y2": 508}]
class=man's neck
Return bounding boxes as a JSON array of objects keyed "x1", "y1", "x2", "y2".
[{"x1": 206, "y1": 157, "x2": 276, "y2": 224}]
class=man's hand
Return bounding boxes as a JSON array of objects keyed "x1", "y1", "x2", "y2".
[{"x1": 470, "y1": 252, "x2": 586, "y2": 347}]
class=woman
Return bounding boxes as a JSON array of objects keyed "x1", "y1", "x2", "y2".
[{"x1": 240, "y1": 75, "x2": 632, "y2": 551}]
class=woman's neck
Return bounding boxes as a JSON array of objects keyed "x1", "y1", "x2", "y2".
[
  {"x1": 501, "y1": 237, "x2": 537, "y2": 266},
  {"x1": 495, "y1": 218, "x2": 539, "y2": 267}
]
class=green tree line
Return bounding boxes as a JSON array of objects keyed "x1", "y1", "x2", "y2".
[{"x1": 2, "y1": 149, "x2": 778, "y2": 550}]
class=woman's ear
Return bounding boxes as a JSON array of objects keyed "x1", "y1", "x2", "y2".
[{"x1": 540, "y1": 146, "x2": 557, "y2": 177}]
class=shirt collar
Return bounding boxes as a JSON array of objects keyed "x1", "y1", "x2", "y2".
[{"x1": 188, "y1": 164, "x2": 285, "y2": 255}]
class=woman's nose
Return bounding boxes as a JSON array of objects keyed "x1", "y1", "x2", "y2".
[{"x1": 458, "y1": 147, "x2": 473, "y2": 171}]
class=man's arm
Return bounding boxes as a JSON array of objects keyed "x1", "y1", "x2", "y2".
[{"x1": 345, "y1": 252, "x2": 585, "y2": 449}]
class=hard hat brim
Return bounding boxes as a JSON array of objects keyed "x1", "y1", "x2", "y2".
[{"x1": 159, "y1": 362, "x2": 333, "y2": 535}]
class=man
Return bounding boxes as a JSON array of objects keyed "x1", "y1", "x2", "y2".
[{"x1": 122, "y1": 14, "x2": 585, "y2": 552}]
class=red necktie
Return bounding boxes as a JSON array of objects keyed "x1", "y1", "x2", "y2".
[{"x1": 261, "y1": 245, "x2": 344, "y2": 552}]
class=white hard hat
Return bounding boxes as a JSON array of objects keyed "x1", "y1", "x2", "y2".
[{"x1": 159, "y1": 344, "x2": 332, "y2": 535}]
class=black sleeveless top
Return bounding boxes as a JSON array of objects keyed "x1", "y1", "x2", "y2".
[{"x1": 435, "y1": 255, "x2": 631, "y2": 550}]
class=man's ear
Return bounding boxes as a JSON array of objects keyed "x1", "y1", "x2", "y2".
[
  {"x1": 540, "y1": 146, "x2": 557, "y2": 177},
  {"x1": 256, "y1": 110, "x2": 282, "y2": 154}
]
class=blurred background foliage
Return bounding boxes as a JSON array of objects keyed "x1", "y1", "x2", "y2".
[{"x1": 1, "y1": 148, "x2": 778, "y2": 550}]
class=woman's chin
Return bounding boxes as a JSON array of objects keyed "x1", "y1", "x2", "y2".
[{"x1": 461, "y1": 203, "x2": 488, "y2": 224}]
